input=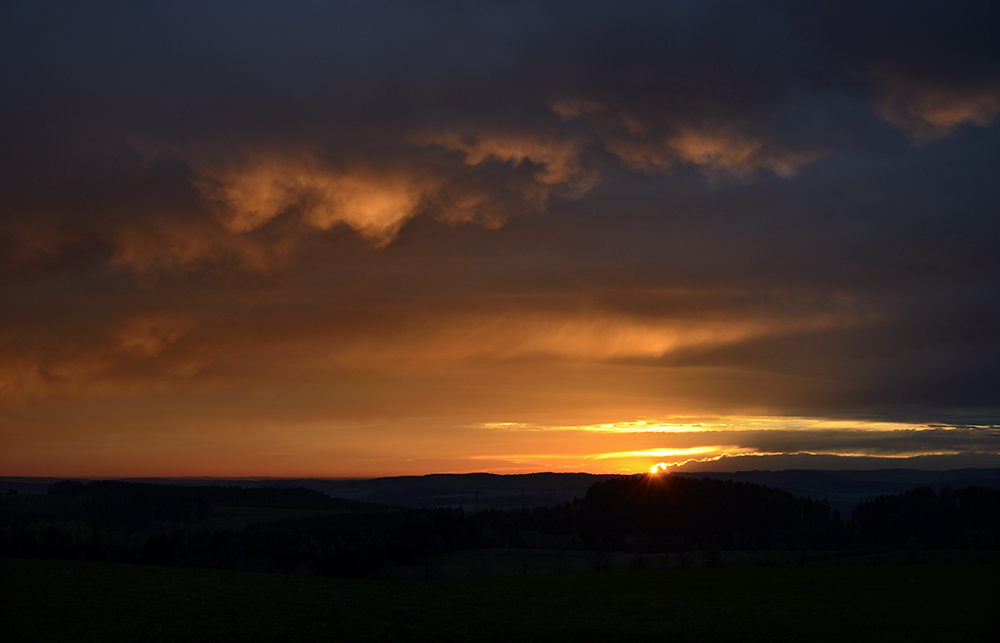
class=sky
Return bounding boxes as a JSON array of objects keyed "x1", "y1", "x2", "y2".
[{"x1": 2, "y1": 1, "x2": 999, "y2": 478}]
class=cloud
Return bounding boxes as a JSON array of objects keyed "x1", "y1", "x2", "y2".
[
  {"x1": 875, "y1": 77, "x2": 1000, "y2": 140},
  {"x1": 196, "y1": 152, "x2": 434, "y2": 245},
  {"x1": 116, "y1": 315, "x2": 194, "y2": 358},
  {"x1": 786, "y1": 0, "x2": 1000, "y2": 139},
  {"x1": 612, "y1": 126, "x2": 820, "y2": 177},
  {"x1": 110, "y1": 218, "x2": 279, "y2": 274},
  {"x1": 1, "y1": 1, "x2": 999, "y2": 475},
  {"x1": 552, "y1": 99, "x2": 824, "y2": 178},
  {"x1": 418, "y1": 132, "x2": 595, "y2": 190}
]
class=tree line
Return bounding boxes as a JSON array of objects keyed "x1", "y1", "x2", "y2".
[{"x1": 1, "y1": 475, "x2": 996, "y2": 577}]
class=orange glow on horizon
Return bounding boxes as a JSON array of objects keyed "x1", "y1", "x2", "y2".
[{"x1": 2, "y1": 410, "x2": 995, "y2": 479}]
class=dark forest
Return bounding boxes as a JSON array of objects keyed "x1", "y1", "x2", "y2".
[{"x1": 2, "y1": 475, "x2": 996, "y2": 579}]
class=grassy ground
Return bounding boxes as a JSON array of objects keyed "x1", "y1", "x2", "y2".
[
  {"x1": 2, "y1": 557, "x2": 997, "y2": 642},
  {"x1": 386, "y1": 547, "x2": 993, "y2": 580}
]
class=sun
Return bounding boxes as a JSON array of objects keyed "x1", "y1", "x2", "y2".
[{"x1": 650, "y1": 462, "x2": 668, "y2": 474}]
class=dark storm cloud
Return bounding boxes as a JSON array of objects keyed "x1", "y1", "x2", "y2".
[
  {"x1": 4, "y1": 1, "x2": 996, "y2": 213},
  {"x1": 785, "y1": 0, "x2": 1000, "y2": 138},
  {"x1": 1, "y1": 0, "x2": 999, "y2": 475},
  {"x1": 730, "y1": 425, "x2": 1000, "y2": 456}
]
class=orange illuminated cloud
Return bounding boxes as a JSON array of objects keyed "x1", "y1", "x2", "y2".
[
  {"x1": 875, "y1": 76, "x2": 1000, "y2": 139},
  {"x1": 605, "y1": 127, "x2": 819, "y2": 178},
  {"x1": 551, "y1": 99, "x2": 820, "y2": 178},
  {"x1": 198, "y1": 152, "x2": 434, "y2": 245},
  {"x1": 415, "y1": 131, "x2": 598, "y2": 195},
  {"x1": 668, "y1": 128, "x2": 818, "y2": 177},
  {"x1": 0, "y1": 299, "x2": 865, "y2": 407},
  {"x1": 116, "y1": 315, "x2": 194, "y2": 358},
  {"x1": 326, "y1": 310, "x2": 863, "y2": 369},
  {"x1": 111, "y1": 219, "x2": 282, "y2": 274}
]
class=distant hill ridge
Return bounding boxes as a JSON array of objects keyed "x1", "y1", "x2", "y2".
[
  {"x1": 673, "y1": 468, "x2": 1000, "y2": 515},
  {"x1": 4, "y1": 468, "x2": 998, "y2": 514}
]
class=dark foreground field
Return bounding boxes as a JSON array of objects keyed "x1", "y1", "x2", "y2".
[{"x1": 2, "y1": 558, "x2": 997, "y2": 642}]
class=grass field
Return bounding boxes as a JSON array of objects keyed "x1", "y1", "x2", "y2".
[
  {"x1": 2, "y1": 557, "x2": 997, "y2": 642},
  {"x1": 385, "y1": 547, "x2": 994, "y2": 580}
]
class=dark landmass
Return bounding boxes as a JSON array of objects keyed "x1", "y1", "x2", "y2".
[
  {"x1": 280, "y1": 472, "x2": 621, "y2": 510},
  {"x1": 3, "y1": 475, "x2": 997, "y2": 580},
  {"x1": 1, "y1": 473, "x2": 619, "y2": 510},
  {"x1": 3, "y1": 557, "x2": 997, "y2": 643},
  {"x1": 2, "y1": 470, "x2": 998, "y2": 641},
  {"x1": 4, "y1": 468, "x2": 997, "y2": 515},
  {"x1": 674, "y1": 468, "x2": 1000, "y2": 516}
]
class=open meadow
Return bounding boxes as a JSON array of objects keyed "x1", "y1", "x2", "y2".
[{"x1": 2, "y1": 557, "x2": 997, "y2": 642}]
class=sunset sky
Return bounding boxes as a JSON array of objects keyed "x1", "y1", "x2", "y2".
[{"x1": 2, "y1": 1, "x2": 999, "y2": 478}]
